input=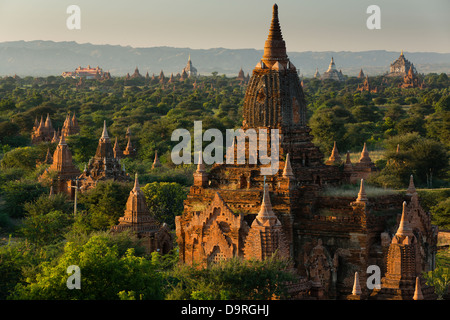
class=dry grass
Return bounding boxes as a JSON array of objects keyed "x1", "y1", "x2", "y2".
[{"x1": 322, "y1": 184, "x2": 397, "y2": 197}]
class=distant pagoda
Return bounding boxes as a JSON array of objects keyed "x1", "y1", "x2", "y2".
[
  {"x1": 182, "y1": 54, "x2": 197, "y2": 77},
  {"x1": 387, "y1": 50, "x2": 417, "y2": 77},
  {"x1": 321, "y1": 57, "x2": 345, "y2": 81}
]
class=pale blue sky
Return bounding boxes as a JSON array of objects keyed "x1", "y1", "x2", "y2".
[{"x1": 0, "y1": 0, "x2": 449, "y2": 52}]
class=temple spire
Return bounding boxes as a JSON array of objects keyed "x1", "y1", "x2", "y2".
[
  {"x1": 352, "y1": 272, "x2": 362, "y2": 296},
  {"x1": 413, "y1": 277, "x2": 424, "y2": 300},
  {"x1": 282, "y1": 153, "x2": 294, "y2": 178},
  {"x1": 396, "y1": 201, "x2": 413, "y2": 237},
  {"x1": 359, "y1": 142, "x2": 372, "y2": 163},
  {"x1": 262, "y1": 3, "x2": 288, "y2": 65},
  {"x1": 133, "y1": 173, "x2": 140, "y2": 192},
  {"x1": 196, "y1": 151, "x2": 205, "y2": 173},
  {"x1": 326, "y1": 141, "x2": 342, "y2": 164},
  {"x1": 356, "y1": 179, "x2": 368, "y2": 202},
  {"x1": 59, "y1": 132, "x2": 67, "y2": 145},
  {"x1": 406, "y1": 174, "x2": 416, "y2": 195},
  {"x1": 101, "y1": 120, "x2": 109, "y2": 140}
]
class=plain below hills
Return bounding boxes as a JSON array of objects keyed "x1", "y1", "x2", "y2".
[{"x1": 1, "y1": 40, "x2": 450, "y2": 78}]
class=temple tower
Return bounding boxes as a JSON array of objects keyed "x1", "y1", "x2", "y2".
[
  {"x1": 370, "y1": 202, "x2": 437, "y2": 300},
  {"x1": 111, "y1": 174, "x2": 173, "y2": 255},
  {"x1": 243, "y1": 4, "x2": 307, "y2": 129},
  {"x1": 78, "y1": 121, "x2": 129, "y2": 191},
  {"x1": 40, "y1": 134, "x2": 80, "y2": 198}
]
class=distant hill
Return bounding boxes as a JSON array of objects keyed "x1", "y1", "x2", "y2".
[{"x1": 1, "y1": 40, "x2": 449, "y2": 77}]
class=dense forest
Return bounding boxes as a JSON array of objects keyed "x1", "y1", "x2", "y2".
[{"x1": 0, "y1": 71, "x2": 449, "y2": 299}]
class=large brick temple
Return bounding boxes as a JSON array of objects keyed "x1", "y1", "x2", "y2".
[{"x1": 175, "y1": 4, "x2": 438, "y2": 299}]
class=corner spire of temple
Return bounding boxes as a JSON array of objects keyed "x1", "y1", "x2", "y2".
[
  {"x1": 359, "y1": 142, "x2": 372, "y2": 163},
  {"x1": 326, "y1": 141, "x2": 342, "y2": 165},
  {"x1": 256, "y1": 183, "x2": 279, "y2": 226},
  {"x1": 196, "y1": 151, "x2": 205, "y2": 173},
  {"x1": 396, "y1": 201, "x2": 413, "y2": 237},
  {"x1": 101, "y1": 120, "x2": 109, "y2": 140},
  {"x1": 352, "y1": 272, "x2": 362, "y2": 296},
  {"x1": 406, "y1": 174, "x2": 417, "y2": 195},
  {"x1": 413, "y1": 277, "x2": 424, "y2": 300},
  {"x1": 356, "y1": 178, "x2": 368, "y2": 202},
  {"x1": 282, "y1": 153, "x2": 294, "y2": 178},
  {"x1": 133, "y1": 172, "x2": 140, "y2": 192}
]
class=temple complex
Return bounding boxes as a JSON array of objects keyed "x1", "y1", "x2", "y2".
[
  {"x1": 77, "y1": 121, "x2": 129, "y2": 191},
  {"x1": 61, "y1": 112, "x2": 80, "y2": 137},
  {"x1": 40, "y1": 134, "x2": 80, "y2": 198},
  {"x1": 400, "y1": 66, "x2": 424, "y2": 89},
  {"x1": 122, "y1": 128, "x2": 137, "y2": 157},
  {"x1": 313, "y1": 68, "x2": 320, "y2": 79},
  {"x1": 182, "y1": 55, "x2": 197, "y2": 77},
  {"x1": 357, "y1": 68, "x2": 365, "y2": 79},
  {"x1": 130, "y1": 67, "x2": 143, "y2": 79},
  {"x1": 111, "y1": 174, "x2": 173, "y2": 255},
  {"x1": 370, "y1": 184, "x2": 438, "y2": 300},
  {"x1": 357, "y1": 75, "x2": 378, "y2": 93},
  {"x1": 387, "y1": 51, "x2": 417, "y2": 77},
  {"x1": 31, "y1": 114, "x2": 55, "y2": 144},
  {"x1": 321, "y1": 57, "x2": 345, "y2": 81},
  {"x1": 175, "y1": 4, "x2": 438, "y2": 300}
]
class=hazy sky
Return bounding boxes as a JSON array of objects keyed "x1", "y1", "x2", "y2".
[{"x1": 1, "y1": 0, "x2": 449, "y2": 52}]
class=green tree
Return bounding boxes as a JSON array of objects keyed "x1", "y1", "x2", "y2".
[
  {"x1": 77, "y1": 181, "x2": 132, "y2": 231},
  {"x1": 165, "y1": 256, "x2": 295, "y2": 300},
  {"x1": 423, "y1": 267, "x2": 450, "y2": 300},
  {"x1": 430, "y1": 198, "x2": 450, "y2": 230},
  {"x1": 0, "y1": 179, "x2": 48, "y2": 218},
  {"x1": 19, "y1": 210, "x2": 73, "y2": 246},
  {"x1": 141, "y1": 182, "x2": 187, "y2": 229},
  {"x1": 10, "y1": 235, "x2": 164, "y2": 300}
]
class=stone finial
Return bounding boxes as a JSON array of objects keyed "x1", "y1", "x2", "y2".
[
  {"x1": 132, "y1": 173, "x2": 141, "y2": 192},
  {"x1": 406, "y1": 174, "x2": 416, "y2": 195},
  {"x1": 282, "y1": 153, "x2": 294, "y2": 178},
  {"x1": 352, "y1": 272, "x2": 362, "y2": 296},
  {"x1": 256, "y1": 183, "x2": 279, "y2": 226},
  {"x1": 45, "y1": 113, "x2": 53, "y2": 129},
  {"x1": 356, "y1": 179, "x2": 368, "y2": 202},
  {"x1": 101, "y1": 120, "x2": 109, "y2": 140},
  {"x1": 326, "y1": 141, "x2": 342, "y2": 164},
  {"x1": 152, "y1": 150, "x2": 162, "y2": 168},
  {"x1": 396, "y1": 201, "x2": 413, "y2": 237},
  {"x1": 262, "y1": 3, "x2": 288, "y2": 65},
  {"x1": 413, "y1": 277, "x2": 424, "y2": 300},
  {"x1": 345, "y1": 151, "x2": 352, "y2": 164},
  {"x1": 59, "y1": 132, "x2": 67, "y2": 145},
  {"x1": 196, "y1": 151, "x2": 205, "y2": 173},
  {"x1": 359, "y1": 143, "x2": 372, "y2": 163}
]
